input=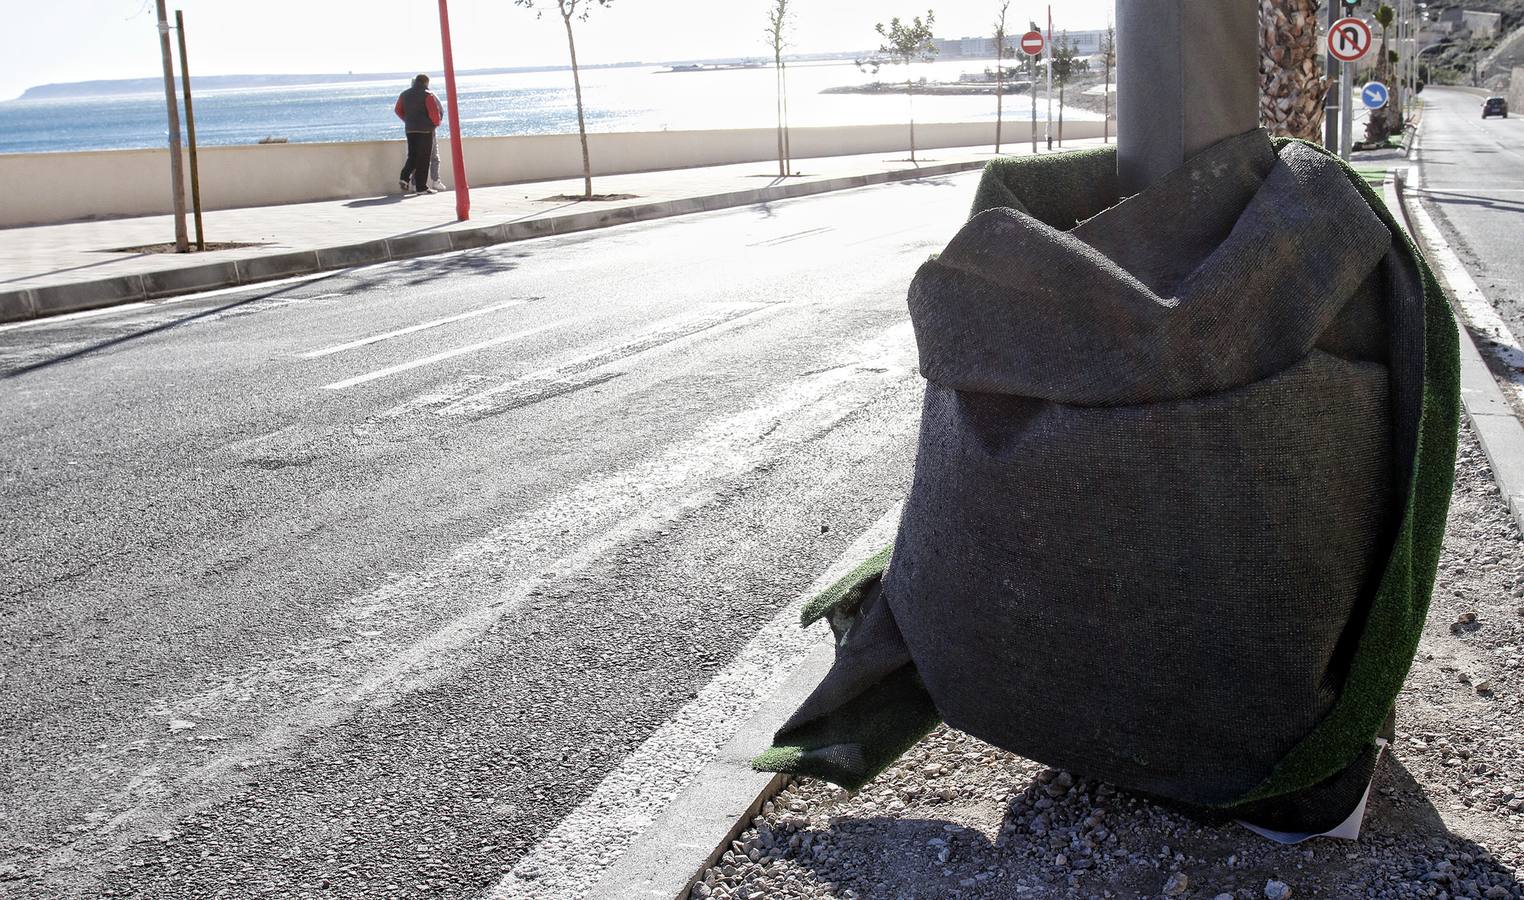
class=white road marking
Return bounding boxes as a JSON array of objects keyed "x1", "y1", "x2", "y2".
[
  {"x1": 1408, "y1": 173, "x2": 1524, "y2": 401},
  {"x1": 484, "y1": 326, "x2": 914, "y2": 900},
  {"x1": 441, "y1": 304, "x2": 771, "y2": 416},
  {"x1": 488, "y1": 502, "x2": 903, "y2": 900},
  {"x1": 0, "y1": 302, "x2": 153, "y2": 333},
  {"x1": 89, "y1": 321, "x2": 919, "y2": 859},
  {"x1": 321, "y1": 321, "x2": 568, "y2": 390},
  {"x1": 301, "y1": 298, "x2": 535, "y2": 359},
  {"x1": 0, "y1": 272, "x2": 335, "y2": 334}
]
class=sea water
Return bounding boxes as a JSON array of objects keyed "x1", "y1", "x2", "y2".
[{"x1": 0, "y1": 59, "x2": 1096, "y2": 155}]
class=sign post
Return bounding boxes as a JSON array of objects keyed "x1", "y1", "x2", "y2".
[
  {"x1": 1045, "y1": 6, "x2": 1053, "y2": 150},
  {"x1": 1020, "y1": 29, "x2": 1044, "y2": 154},
  {"x1": 1328, "y1": 16, "x2": 1373, "y2": 161}
]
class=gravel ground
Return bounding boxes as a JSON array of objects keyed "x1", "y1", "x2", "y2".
[{"x1": 693, "y1": 421, "x2": 1524, "y2": 900}]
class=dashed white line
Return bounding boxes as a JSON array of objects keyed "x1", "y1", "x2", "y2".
[
  {"x1": 301, "y1": 298, "x2": 536, "y2": 359},
  {"x1": 321, "y1": 321, "x2": 568, "y2": 390},
  {"x1": 440, "y1": 304, "x2": 771, "y2": 416}
]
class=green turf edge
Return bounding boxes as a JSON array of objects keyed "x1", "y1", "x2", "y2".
[
  {"x1": 799, "y1": 544, "x2": 894, "y2": 627},
  {"x1": 751, "y1": 664, "x2": 942, "y2": 792},
  {"x1": 1232, "y1": 138, "x2": 1461, "y2": 805}
]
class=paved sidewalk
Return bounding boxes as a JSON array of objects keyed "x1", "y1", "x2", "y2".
[{"x1": 0, "y1": 140, "x2": 1104, "y2": 324}]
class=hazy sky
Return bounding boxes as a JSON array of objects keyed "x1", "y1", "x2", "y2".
[{"x1": 0, "y1": 0, "x2": 1115, "y2": 100}]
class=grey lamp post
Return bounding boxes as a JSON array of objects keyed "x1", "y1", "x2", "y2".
[{"x1": 1115, "y1": 1, "x2": 1261, "y2": 195}]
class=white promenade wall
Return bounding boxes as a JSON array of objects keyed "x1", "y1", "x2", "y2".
[{"x1": 0, "y1": 120, "x2": 1109, "y2": 228}]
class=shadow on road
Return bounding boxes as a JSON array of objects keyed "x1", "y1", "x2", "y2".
[
  {"x1": 1423, "y1": 188, "x2": 1524, "y2": 215},
  {"x1": 343, "y1": 195, "x2": 407, "y2": 209},
  {"x1": 2, "y1": 246, "x2": 540, "y2": 379},
  {"x1": 0, "y1": 252, "x2": 152, "y2": 286},
  {"x1": 0, "y1": 272, "x2": 349, "y2": 380},
  {"x1": 348, "y1": 248, "x2": 528, "y2": 288}
]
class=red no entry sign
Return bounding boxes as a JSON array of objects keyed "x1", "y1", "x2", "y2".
[
  {"x1": 1328, "y1": 17, "x2": 1372, "y2": 63},
  {"x1": 1020, "y1": 30, "x2": 1044, "y2": 56}
]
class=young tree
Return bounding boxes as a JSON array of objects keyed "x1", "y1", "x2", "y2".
[
  {"x1": 1050, "y1": 32, "x2": 1081, "y2": 147},
  {"x1": 515, "y1": 0, "x2": 612, "y2": 200},
  {"x1": 766, "y1": 0, "x2": 794, "y2": 177},
  {"x1": 1367, "y1": 3, "x2": 1401, "y2": 140},
  {"x1": 992, "y1": 0, "x2": 1014, "y2": 154},
  {"x1": 1102, "y1": 23, "x2": 1115, "y2": 143},
  {"x1": 876, "y1": 11, "x2": 939, "y2": 163}
]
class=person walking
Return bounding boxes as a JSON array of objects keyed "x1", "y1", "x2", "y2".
[
  {"x1": 394, "y1": 74, "x2": 442, "y2": 194},
  {"x1": 428, "y1": 136, "x2": 448, "y2": 193}
]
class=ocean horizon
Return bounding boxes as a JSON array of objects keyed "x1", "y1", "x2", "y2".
[{"x1": 0, "y1": 58, "x2": 1099, "y2": 156}]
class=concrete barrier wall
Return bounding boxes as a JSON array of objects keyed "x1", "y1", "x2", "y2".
[
  {"x1": 0, "y1": 119, "x2": 1110, "y2": 228},
  {"x1": 1511, "y1": 66, "x2": 1524, "y2": 111}
]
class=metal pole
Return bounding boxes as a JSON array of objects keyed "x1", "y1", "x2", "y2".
[
  {"x1": 155, "y1": 0, "x2": 188, "y2": 253},
  {"x1": 1399, "y1": 0, "x2": 1405, "y2": 119},
  {"x1": 437, "y1": 0, "x2": 471, "y2": 222},
  {"x1": 175, "y1": 10, "x2": 204, "y2": 251},
  {"x1": 1340, "y1": 59, "x2": 1353, "y2": 159},
  {"x1": 1324, "y1": 0, "x2": 1341, "y2": 150},
  {"x1": 1045, "y1": 5, "x2": 1053, "y2": 150},
  {"x1": 1030, "y1": 51, "x2": 1038, "y2": 153},
  {"x1": 1115, "y1": 1, "x2": 1259, "y2": 195}
]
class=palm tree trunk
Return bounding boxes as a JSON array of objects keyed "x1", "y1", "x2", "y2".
[
  {"x1": 563, "y1": 13, "x2": 593, "y2": 199},
  {"x1": 1258, "y1": 0, "x2": 1325, "y2": 140}
]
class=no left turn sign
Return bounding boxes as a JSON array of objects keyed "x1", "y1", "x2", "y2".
[
  {"x1": 1020, "y1": 30, "x2": 1044, "y2": 56},
  {"x1": 1328, "y1": 17, "x2": 1373, "y2": 62}
]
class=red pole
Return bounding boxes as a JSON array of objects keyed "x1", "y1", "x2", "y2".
[{"x1": 438, "y1": 0, "x2": 470, "y2": 221}]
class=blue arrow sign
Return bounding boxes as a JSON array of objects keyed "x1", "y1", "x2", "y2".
[{"x1": 1361, "y1": 81, "x2": 1389, "y2": 110}]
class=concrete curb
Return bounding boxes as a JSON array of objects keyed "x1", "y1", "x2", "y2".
[
  {"x1": 1390, "y1": 170, "x2": 1524, "y2": 534},
  {"x1": 0, "y1": 159, "x2": 986, "y2": 326},
  {"x1": 584, "y1": 644, "x2": 832, "y2": 900}
]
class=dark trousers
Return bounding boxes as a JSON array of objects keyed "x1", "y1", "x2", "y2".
[{"x1": 400, "y1": 131, "x2": 433, "y2": 191}]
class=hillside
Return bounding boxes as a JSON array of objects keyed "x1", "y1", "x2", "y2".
[{"x1": 1423, "y1": 0, "x2": 1524, "y2": 86}]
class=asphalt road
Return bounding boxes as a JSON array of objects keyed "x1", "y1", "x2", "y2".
[
  {"x1": 1415, "y1": 86, "x2": 1524, "y2": 337},
  {"x1": 0, "y1": 173, "x2": 977, "y2": 897}
]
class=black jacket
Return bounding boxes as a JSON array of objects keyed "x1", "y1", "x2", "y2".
[{"x1": 394, "y1": 85, "x2": 443, "y2": 133}]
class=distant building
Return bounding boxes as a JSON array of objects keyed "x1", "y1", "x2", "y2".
[
  {"x1": 1462, "y1": 10, "x2": 1502, "y2": 36},
  {"x1": 1434, "y1": 7, "x2": 1502, "y2": 36},
  {"x1": 933, "y1": 29, "x2": 1107, "y2": 60}
]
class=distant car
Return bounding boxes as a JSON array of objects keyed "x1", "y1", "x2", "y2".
[{"x1": 1482, "y1": 96, "x2": 1508, "y2": 118}]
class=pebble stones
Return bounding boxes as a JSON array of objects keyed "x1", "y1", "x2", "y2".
[
  {"x1": 1264, "y1": 878, "x2": 1293, "y2": 899},
  {"x1": 1162, "y1": 871, "x2": 1190, "y2": 895}
]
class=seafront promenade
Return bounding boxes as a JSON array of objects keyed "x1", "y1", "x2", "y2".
[{"x1": 0, "y1": 138, "x2": 1103, "y2": 324}]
